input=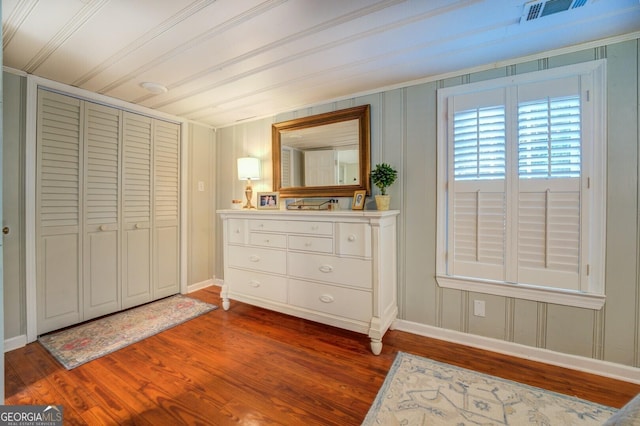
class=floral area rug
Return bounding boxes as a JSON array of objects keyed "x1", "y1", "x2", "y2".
[
  {"x1": 362, "y1": 352, "x2": 617, "y2": 425},
  {"x1": 39, "y1": 295, "x2": 217, "y2": 370}
]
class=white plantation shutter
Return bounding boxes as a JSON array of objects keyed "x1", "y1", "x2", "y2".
[
  {"x1": 452, "y1": 185, "x2": 506, "y2": 280},
  {"x1": 518, "y1": 96, "x2": 581, "y2": 179},
  {"x1": 517, "y1": 181, "x2": 580, "y2": 290},
  {"x1": 453, "y1": 106, "x2": 506, "y2": 181},
  {"x1": 515, "y1": 81, "x2": 582, "y2": 290},
  {"x1": 437, "y1": 63, "x2": 606, "y2": 306},
  {"x1": 448, "y1": 89, "x2": 506, "y2": 281}
]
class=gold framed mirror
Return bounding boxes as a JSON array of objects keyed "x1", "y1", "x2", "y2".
[{"x1": 272, "y1": 105, "x2": 371, "y2": 198}]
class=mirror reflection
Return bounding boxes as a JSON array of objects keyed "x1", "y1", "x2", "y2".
[
  {"x1": 280, "y1": 120, "x2": 359, "y2": 188},
  {"x1": 272, "y1": 105, "x2": 370, "y2": 198}
]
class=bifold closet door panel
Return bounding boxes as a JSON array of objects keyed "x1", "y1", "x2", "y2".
[
  {"x1": 153, "y1": 120, "x2": 180, "y2": 299},
  {"x1": 122, "y1": 112, "x2": 153, "y2": 309},
  {"x1": 83, "y1": 102, "x2": 121, "y2": 320},
  {"x1": 36, "y1": 90, "x2": 83, "y2": 334}
]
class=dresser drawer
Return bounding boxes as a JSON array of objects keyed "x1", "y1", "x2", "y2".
[
  {"x1": 228, "y1": 245, "x2": 286, "y2": 274},
  {"x1": 249, "y1": 219, "x2": 289, "y2": 233},
  {"x1": 289, "y1": 279, "x2": 372, "y2": 321},
  {"x1": 288, "y1": 252, "x2": 372, "y2": 289},
  {"x1": 335, "y1": 223, "x2": 371, "y2": 257},
  {"x1": 288, "y1": 235, "x2": 333, "y2": 254},
  {"x1": 227, "y1": 219, "x2": 248, "y2": 244},
  {"x1": 226, "y1": 268, "x2": 287, "y2": 303},
  {"x1": 287, "y1": 221, "x2": 333, "y2": 236},
  {"x1": 249, "y1": 232, "x2": 287, "y2": 249}
]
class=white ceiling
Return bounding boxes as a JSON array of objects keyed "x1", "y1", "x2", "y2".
[{"x1": 3, "y1": 0, "x2": 640, "y2": 128}]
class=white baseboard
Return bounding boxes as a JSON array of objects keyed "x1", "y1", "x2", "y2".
[
  {"x1": 394, "y1": 319, "x2": 640, "y2": 385},
  {"x1": 5, "y1": 279, "x2": 222, "y2": 353},
  {"x1": 4, "y1": 335, "x2": 27, "y2": 353},
  {"x1": 187, "y1": 279, "x2": 216, "y2": 293}
]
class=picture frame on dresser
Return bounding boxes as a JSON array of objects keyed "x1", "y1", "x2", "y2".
[
  {"x1": 257, "y1": 192, "x2": 280, "y2": 209},
  {"x1": 352, "y1": 190, "x2": 366, "y2": 210}
]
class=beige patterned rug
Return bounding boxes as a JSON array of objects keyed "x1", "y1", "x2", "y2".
[
  {"x1": 39, "y1": 295, "x2": 217, "y2": 370},
  {"x1": 363, "y1": 352, "x2": 616, "y2": 425}
]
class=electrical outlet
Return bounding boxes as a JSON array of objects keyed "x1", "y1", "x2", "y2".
[
  {"x1": 473, "y1": 300, "x2": 485, "y2": 317},
  {"x1": 198, "y1": 181, "x2": 205, "y2": 192}
]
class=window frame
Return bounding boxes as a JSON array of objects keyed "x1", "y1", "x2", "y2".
[{"x1": 436, "y1": 60, "x2": 607, "y2": 310}]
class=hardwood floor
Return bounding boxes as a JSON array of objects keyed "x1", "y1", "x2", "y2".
[{"x1": 5, "y1": 286, "x2": 640, "y2": 425}]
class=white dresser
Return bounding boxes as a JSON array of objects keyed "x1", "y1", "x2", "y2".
[{"x1": 217, "y1": 210, "x2": 399, "y2": 354}]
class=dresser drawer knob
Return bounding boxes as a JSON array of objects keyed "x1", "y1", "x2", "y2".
[
  {"x1": 347, "y1": 234, "x2": 356, "y2": 242},
  {"x1": 319, "y1": 294, "x2": 334, "y2": 303},
  {"x1": 249, "y1": 255, "x2": 261, "y2": 262},
  {"x1": 319, "y1": 265, "x2": 333, "y2": 273},
  {"x1": 248, "y1": 280, "x2": 261, "y2": 288}
]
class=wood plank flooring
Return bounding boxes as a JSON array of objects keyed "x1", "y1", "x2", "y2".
[{"x1": 5, "y1": 286, "x2": 640, "y2": 425}]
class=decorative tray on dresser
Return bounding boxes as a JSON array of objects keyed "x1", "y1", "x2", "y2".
[{"x1": 217, "y1": 209, "x2": 399, "y2": 354}]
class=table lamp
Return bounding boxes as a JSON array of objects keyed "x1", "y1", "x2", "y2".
[{"x1": 237, "y1": 157, "x2": 261, "y2": 209}]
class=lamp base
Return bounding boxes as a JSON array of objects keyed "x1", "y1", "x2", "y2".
[{"x1": 243, "y1": 182, "x2": 254, "y2": 209}]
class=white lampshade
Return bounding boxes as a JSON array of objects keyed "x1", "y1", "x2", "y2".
[{"x1": 237, "y1": 157, "x2": 261, "y2": 180}]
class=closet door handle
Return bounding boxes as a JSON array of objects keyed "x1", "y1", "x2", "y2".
[{"x1": 2, "y1": 227, "x2": 9, "y2": 235}]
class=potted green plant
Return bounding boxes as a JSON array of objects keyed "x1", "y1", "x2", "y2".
[{"x1": 370, "y1": 163, "x2": 398, "y2": 210}]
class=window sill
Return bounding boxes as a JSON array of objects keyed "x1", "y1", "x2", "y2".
[{"x1": 436, "y1": 275, "x2": 605, "y2": 310}]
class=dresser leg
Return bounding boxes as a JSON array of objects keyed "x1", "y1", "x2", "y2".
[
  {"x1": 221, "y1": 283, "x2": 230, "y2": 310},
  {"x1": 370, "y1": 339, "x2": 382, "y2": 355}
]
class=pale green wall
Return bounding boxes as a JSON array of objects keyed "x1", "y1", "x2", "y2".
[
  {"x1": 215, "y1": 38, "x2": 640, "y2": 368},
  {"x1": 187, "y1": 123, "x2": 216, "y2": 286}
]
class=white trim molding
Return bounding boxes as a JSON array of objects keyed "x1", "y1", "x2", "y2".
[
  {"x1": 4, "y1": 335, "x2": 27, "y2": 353},
  {"x1": 187, "y1": 279, "x2": 216, "y2": 294},
  {"x1": 394, "y1": 319, "x2": 640, "y2": 385},
  {"x1": 436, "y1": 275, "x2": 606, "y2": 310}
]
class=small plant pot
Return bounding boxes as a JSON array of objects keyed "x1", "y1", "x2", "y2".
[{"x1": 375, "y1": 195, "x2": 391, "y2": 211}]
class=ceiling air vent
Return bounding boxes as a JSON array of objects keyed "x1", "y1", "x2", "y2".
[{"x1": 521, "y1": 0, "x2": 593, "y2": 22}]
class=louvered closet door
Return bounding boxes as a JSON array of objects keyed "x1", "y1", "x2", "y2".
[
  {"x1": 153, "y1": 120, "x2": 180, "y2": 299},
  {"x1": 122, "y1": 112, "x2": 153, "y2": 308},
  {"x1": 36, "y1": 90, "x2": 83, "y2": 334},
  {"x1": 83, "y1": 102, "x2": 121, "y2": 319}
]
